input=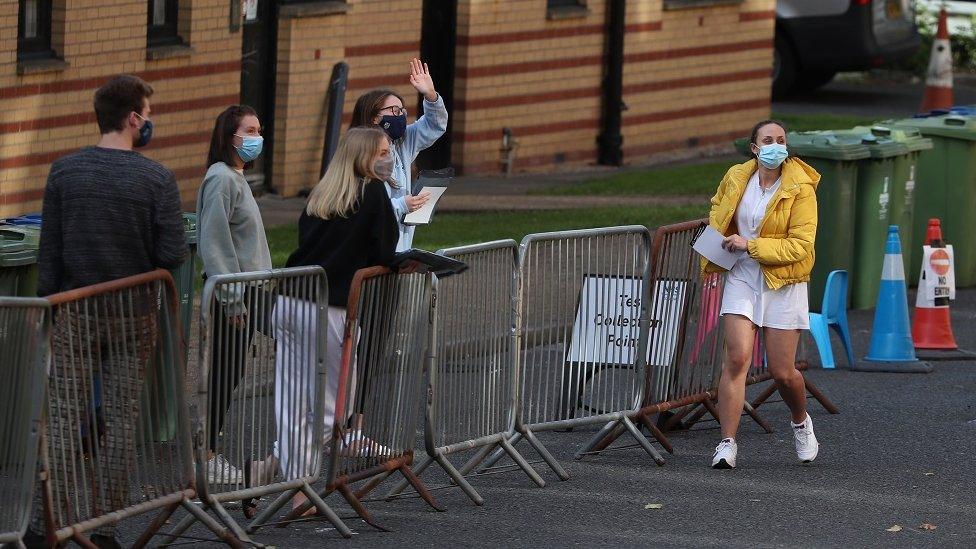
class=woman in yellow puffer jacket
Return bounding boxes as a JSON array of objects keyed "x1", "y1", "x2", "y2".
[{"x1": 704, "y1": 120, "x2": 822, "y2": 470}]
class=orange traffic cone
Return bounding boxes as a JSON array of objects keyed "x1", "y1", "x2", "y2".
[
  {"x1": 920, "y1": 8, "x2": 954, "y2": 113},
  {"x1": 912, "y1": 219, "x2": 975, "y2": 361}
]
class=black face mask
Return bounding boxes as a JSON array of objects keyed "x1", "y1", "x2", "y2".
[
  {"x1": 134, "y1": 116, "x2": 153, "y2": 148},
  {"x1": 379, "y1": 114, "x2": 407, "y2": 141}
]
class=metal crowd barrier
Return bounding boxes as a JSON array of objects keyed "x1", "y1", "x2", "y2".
[
  {"x1": 38, "y1": 270, "x2": 237, "y2": 548},
  {"x1": 375, "y1": 241, "x2": 544, "y2": 506},
  {"x1": 0, "y1": 298, "x2": 49, "y2": 548},
  {"x1": 477, "y1": 226, "x2": 659, "y2": 476},
  {"x1": 160, "y1": 266, "x2": 351, "y2": 544},
  {"x1": 285, "y1": 267, "x2": 443, "y2": 530}
]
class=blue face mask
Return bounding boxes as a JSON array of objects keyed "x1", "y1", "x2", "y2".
[
  {"x1": 379, "y1": 114, "x2": 407, "y2": 141},
  {"x1": 756, "y1": 143, "x2": 788, "y2": 169},
  {"x1": 134, "y1": 114, "x2": 153, "y2": 148},
  {"x1": 235, "y1": 135, "x2": 264, "y2": 163}
]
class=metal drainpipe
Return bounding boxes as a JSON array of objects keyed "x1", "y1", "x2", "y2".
[
  {"x1": 597, "y1": 0, "x2": 626, "y2": 166},
  {"x1": 319, "y1": 62, "x2": 349, "y2": 179}
]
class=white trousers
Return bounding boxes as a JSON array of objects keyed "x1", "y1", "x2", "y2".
[{"x1": 272, "y1": 296, "x2": 348, "y2": 480}]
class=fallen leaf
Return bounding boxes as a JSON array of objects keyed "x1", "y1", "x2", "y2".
[
  {"x1": 886, "y1": 525, "x2": 903, "y2": 532},
  {"x1": 920, "y1": 523, "x2": 937, "y2": 531},
  {"x1": 644, "y1": 503, "x2": 664, "y2": 510}
]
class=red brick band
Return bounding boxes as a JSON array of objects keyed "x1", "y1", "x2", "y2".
[
  {"x1": 0, "y1": 93, "x2": 240, "y2": 134},
  {"x1": 0, "y1": 60, "x2": 242, "y2": 100},
  {"x1": 739, "y1": 10, "x2": 775, "y2": 22},
  {"x1": 0, "y1": 131, "x2": 211, "y2": 170}
]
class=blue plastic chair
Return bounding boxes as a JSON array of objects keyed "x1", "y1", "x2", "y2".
[{"x1": 808, "y1": 270, "x2": 854, "y2": 369}]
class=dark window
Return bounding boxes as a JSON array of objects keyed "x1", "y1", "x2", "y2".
[
  {"x1": 547, "y1": 0, "x2": 585, "y2": 7},
  {"x1": 147, "y1": 0, "x2": 182, "y2": 47},
  {"x1": 18, "y1": 0, "x2": 55, "y2": 60}
]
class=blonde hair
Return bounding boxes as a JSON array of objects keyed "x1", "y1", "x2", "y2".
[{"x1": 306, "y1": 127, "x2": 387, "y2": 219}]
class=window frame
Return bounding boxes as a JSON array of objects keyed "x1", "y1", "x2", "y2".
[
  {"x1": 18, "y1": 0, "x2": 55, "y2": 60},
  {"x1": 547, "y1": 0, "x2": 586, "y2": 8},
  {"x1": 147, "y1": 0, "x2": 183, "y2": 48}
]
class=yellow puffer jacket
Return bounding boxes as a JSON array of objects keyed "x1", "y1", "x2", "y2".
[{"x1": 701, "y1": 157, "x2": 821, "y2": 290}]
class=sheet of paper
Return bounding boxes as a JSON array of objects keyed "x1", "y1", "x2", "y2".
[
  {"x1": 692, "y1": 225, "x2": 743, "y2": 270},
  {"x1": 403, "y1": 186, "x2": 447, "y2": 225}
]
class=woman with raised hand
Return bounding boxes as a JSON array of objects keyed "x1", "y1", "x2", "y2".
[
  {"x1": 703, "y1": 119, "x2": 821, "y2": 470},
  {"x1": 349, "y1": 58, "x2": 448, "y2": 251}
]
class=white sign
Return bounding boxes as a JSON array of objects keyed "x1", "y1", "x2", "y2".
[
  {"x1": 916, "y1": 244, "x2": 956, "y2": 307},
  {"x1": 244, "y1": 0, "x2": 258, "y2": 21},
  {"x1": 566, "y1": 276, "x2": 687, "y2": 367}
]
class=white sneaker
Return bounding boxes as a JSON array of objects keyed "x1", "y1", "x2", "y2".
[
  {"x1": 792, "y1": 414, "x2": 819, "y2": 463},
  {"x1": 206, "y1": 454, "x2": 244, "y2": 484},
  {"x1": 339, "y1": 430, "x2": 392, "y2": 458},
  {"x1": 711, "y1": 438, "x2": 737, "y2": 469}
]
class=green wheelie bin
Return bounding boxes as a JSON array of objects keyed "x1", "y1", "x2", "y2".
[
  {"x1": 816, "y1": 131, "x2": 909, "y2": 309},
  {"x1": 889, "y1": 114, "x2": 976, "y2": 287},
  {"x1": 142, "y1": 212, "x2": 197, "y2": 441},
  {"x1": 734, "y1": 133, "x2": 871, "y2": 311},
  {"x1": 0, "y1": 225, "x2": 41, "y2": 297},
  {"x1": 848, "y1": 125, "x2": 933, "y2": 273}
]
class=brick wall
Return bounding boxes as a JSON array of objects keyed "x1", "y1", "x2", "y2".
[
  {"x1": 272, "y1": 0, "x2": 423, "y2": 197},
  {"x1": 454, "y1": 0, "x2": 775, "y2": 174},
  {"x1": 0, "y1": 0, "x2": 240, "y2": 218}
]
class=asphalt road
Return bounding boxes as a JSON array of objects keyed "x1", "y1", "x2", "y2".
[{"x1": 120, "y1": 285, "x2": 976, "y2": 548}]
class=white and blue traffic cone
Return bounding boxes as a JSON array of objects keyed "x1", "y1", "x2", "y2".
[{"x1": 853, "y1": 226, "x2": 933, "y2": 373}]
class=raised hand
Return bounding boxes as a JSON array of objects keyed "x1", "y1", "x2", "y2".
[{"x1": 408, "y1": 58, "x2": 437, "y2": 102}]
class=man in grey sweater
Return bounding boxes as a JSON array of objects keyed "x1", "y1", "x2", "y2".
[{"x1": 33, "y1": 74, "x2": 186, "y2": 549}]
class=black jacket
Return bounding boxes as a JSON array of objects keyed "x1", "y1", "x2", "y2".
[{"x1": 285, "y1": 179, "x2": 398, "y2": 307}]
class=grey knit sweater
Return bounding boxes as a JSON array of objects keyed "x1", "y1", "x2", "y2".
[{"x1": 37, "y1": 146, "x2": 188, "y2": 296}]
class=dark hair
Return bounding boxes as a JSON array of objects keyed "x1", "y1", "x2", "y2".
[
  {"x1": 207, "y1": 105, "x2": 258, "y2": 169},
  {"x1": 749, "y1": 119, "x2": 788, "y2": 145},
  {"x1": 350, "y1": 89, "x2": 405, "y2": 129},
  {"x1": 93, "y1": 75, "x2": 154, "y2": 134}
]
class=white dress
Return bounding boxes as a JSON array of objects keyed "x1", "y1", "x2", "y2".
[{"x1": 719, "y1": 172, "x2": 809, "y2": 330}]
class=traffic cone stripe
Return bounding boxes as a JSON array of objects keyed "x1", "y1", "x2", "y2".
[{"x1": 881, "y1": 254, "x2": 905, "y2": 281}]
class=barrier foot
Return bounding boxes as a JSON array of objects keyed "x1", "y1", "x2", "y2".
[
  {"x1": 180, "y1": 498, "x2": 248, "y2": 548},
  {"x1": 500, "y1": 437, "x2": 546, "y2": 488},
  {"x1": 742, "y1": 401, "x2": 774, "y2": 434},
  {"x1": 211, "y1": 501, "x2": 261, "y2": 547},
  {"x1": 523, "y1": 429, "x2": 569, "y2": 480},
  {"x1": 683, "y1": 403, "x2": 711, "y2": 430},
  {"x1": 459, "y1": 442, "x2": 501, "y2": 476},
  {"x1": 338, "y1": 483, "x2": 389, "y2": 532},
  {"x1": 355, "y1": 469, "x2": 395, "y2": 500},
  {"x1": 574, "y1": 420, "x2": 624, "y2": 460},
  {"x1": 803, "y1": 375, "x2": 840, "y2": 414},
  {"x1": 245, "y1": 487, "x2": 298, "y2": 533},
  {"x1": 662, "y1": 405, "x2": 697, "y2": 431},
  {"x1": 398, "y1": 463, "x2": 446, "y2": 512},
  {"x1": 476, "y1": 432, "x2": 522, "y2": 474},
  {"x1": 301, "y1": 483, "x2": 353, "y2": 538},
  {"x1": 131, "y1": 501, "x2": 179, "y2": 549},
  {"x1": 749, "y1": 383, "x2": 778, "y2": 412},
  {"x1": 434, "y1": 453, "x2": 485, "y2": 505},
  {"x1": 701, "y1": 398, "x2": 722, "y2": 423},
  {"x1": 157, "y1": 505, "x2": 197, "y2": 545},
  {"x1": 71, "y1": 532, "x2": 97, "y2": 549},
  {"x1": 384, "y1": 454, "x2": 434, "y2": 500},
  {"x1": 637, "y1": 413, "x2": 674, "y2": 454},
  {"x1": 621, "y1": 416, "x2": 666, "y2": 466}
]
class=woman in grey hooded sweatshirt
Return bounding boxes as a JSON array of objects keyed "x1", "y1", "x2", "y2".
[
  {"x1": 349, "y1": 58, "x2": 449, "y2": 251},
  {"x1": 196, "y1": 105, "x2": 272, "y2": 485}
]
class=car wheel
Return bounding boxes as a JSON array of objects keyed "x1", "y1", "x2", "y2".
[
  {"x1": 772, "y1": 35, "x2": 798, "y2": 99},
  {"x1": 794, "y1": 70, "x2": 837, "y2": 93}
]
